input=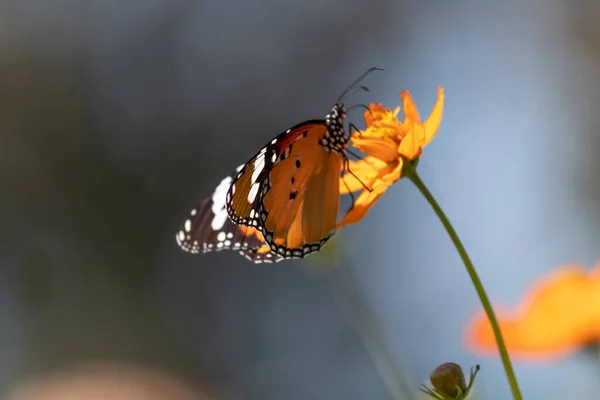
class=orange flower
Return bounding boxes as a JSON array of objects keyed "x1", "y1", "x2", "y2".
[
  {"x1": 464, "y1": 263, "x2": 600, "y2": 361},
  {"x1": 338, "y1": 87, "x2": 444, "y2": 228}
]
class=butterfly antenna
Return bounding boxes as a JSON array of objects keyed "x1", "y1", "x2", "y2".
[
  {"x1": 346, "y1": 104, "x2": 375, "y2": 126},
  {"x1": 340, "y1": 85, "x2": 370, "y2": 100},
  {"x1": 337, "y1": 66, "x2": 384, "y2": 103},
  {"x1": 346, "y1": 103, "x2": 370, "y2": 113}
]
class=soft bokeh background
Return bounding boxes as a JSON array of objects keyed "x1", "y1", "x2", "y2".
[{"x1": 2, "y1": 0, "x2": 600, "y2": 399}]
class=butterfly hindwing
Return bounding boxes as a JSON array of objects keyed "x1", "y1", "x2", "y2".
[{"x1": 176, "y1": 166, "x2": 283, "y2": 263}]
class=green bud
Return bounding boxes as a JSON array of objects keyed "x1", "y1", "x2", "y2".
[
  {"x1": 430, "y1": 363, "x2": 466, "y2": 398},
  {"x1": 420, "y1": 363, "x2": 480, "y2": 400}
]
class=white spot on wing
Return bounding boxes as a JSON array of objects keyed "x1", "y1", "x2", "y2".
[
  {"x1": 184, "y1": 219, "x2": 192, "y2": 232},
  {"x1": 190, "y1": 208, "x2": 197, "y2": 216},
  {"x1": 211, "y1": 212, "x2": 228, "y2": 231},
  {"x1": 251, "y1": 154, "x2": 265, "y2": 183},
  {"x1": 247, "y1": 183, "x2": 259, "y2": 203},
  {"x1": 271, "y1": 138, "x2": 277, "y2": 144},
  {"x1": 177, "y1": 230, "x2": 185, "y2": 242},
  {"x1": 210, "y1": 175, "x2": 232, "y2": 230},
  {"x1": 217, "y1": 232, "x2": 226, "y2": 242}
]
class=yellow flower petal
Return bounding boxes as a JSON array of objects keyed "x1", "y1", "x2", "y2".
[
  {"x1": 364, "y1": 104, "x2": 396, "y2": 127},
  {"x1": 337, "y1": 189, "x2": 384, "y2": 228},
  {"x1": 351, "y1": 136, "x2": 399, "y2": 163},
  {"x1": 400, "y1": 90, "x2": 420, "y2": 124},
  {"x1": 377, "y1": 159, "x2": 402, "y2": 187},
  {"x1": 397, "y1": 128, "x2": 422, "y2": 160},
  {"x1": 397, "y1": 87, "x2": 444, "y2": 159},
  {"x1": 337, "y1": 160, "x2": 402, "y2": 228},
  {"x1": 422, "y1": 86, "x2": 445, "y2": 146},
  {"x1": 339, "y1": 157, "x2": 384, "y2": 193}
]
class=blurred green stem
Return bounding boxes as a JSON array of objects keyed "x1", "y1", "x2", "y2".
[
  {"x1": 408, "y1": 172, "x2": 522, "y2": 400},
  {"x1": 328, "y1": 265, "x2": 416, "y2": 400}
]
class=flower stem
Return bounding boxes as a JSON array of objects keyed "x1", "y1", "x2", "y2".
[{"x1": 408, "y1": 172, "x2": 522, "y2": 400}]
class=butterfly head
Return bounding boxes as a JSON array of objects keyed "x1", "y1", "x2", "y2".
[{"x1": 322, "y1": 103, "x2": 348, "y2": 153}]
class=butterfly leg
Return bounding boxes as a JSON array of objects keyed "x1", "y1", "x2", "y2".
[
  {"x1": 348, "y1": 122, "x2": 362, "y2": 137},
  {"x1": 343, "y1": 124, "x2": 373, "y2": 193},
  {"x1": 342, "y1": 153, "x2": 373, "y2": 193},
  {"x1": 341, "y1": 156, "x2": 357, "y2": 212}
]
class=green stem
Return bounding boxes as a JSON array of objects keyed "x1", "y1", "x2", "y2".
[{"x1": 408, "y1": 171, "x2": 523, "y2": 400}]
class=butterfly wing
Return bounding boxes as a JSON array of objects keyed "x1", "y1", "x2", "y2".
[
  {"x1": 224, "y1": 105, "x2": 349, "y2": 261},
  {"x1": 259, "y1": 123, "x2": 343, "y2": 258},
  {"x1": 225, "y1": 122, "x2": 325, "y2": 228},
  {"x1": 176, "y1": 166, "x2": 283, "y2": 263}
]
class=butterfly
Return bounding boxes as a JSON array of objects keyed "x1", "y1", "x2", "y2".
[{"x1": 176, "y1": 67, "x2": 382, "y2": 262}]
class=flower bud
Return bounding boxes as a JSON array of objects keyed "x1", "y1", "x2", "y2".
[
  {"x1": 420, "y1": 363, "x2": 480, "y2": 400},
  {"x1": 429, "y1": 363, "x2": 466, "y2": 398}
]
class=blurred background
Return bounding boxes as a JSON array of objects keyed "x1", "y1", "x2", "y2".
[{"x1": 1, "y1": 0, "x2": 600, "y2": 398}]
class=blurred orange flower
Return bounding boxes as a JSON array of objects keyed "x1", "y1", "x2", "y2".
[
  {"x1": 464, "y1": 263, "x2": 600, "y2": 360},
  {"x1": 338, "y1": 87, "x2": 444, "y2": 228}
]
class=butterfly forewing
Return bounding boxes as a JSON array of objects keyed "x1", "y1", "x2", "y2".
[
  {"x1": 302, "y1": 150, "x2": 341, "y2": 244},
  {"x1": 256, "y1": 122, "x2": 344, "y2": 258},
  {"x1": 225, "y1": 122, "x2": 324, "y2": 229}
]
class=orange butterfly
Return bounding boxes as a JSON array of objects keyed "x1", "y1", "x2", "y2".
[{"x1": 177, "y1": 67, "x2": 382, "y2": 262}]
